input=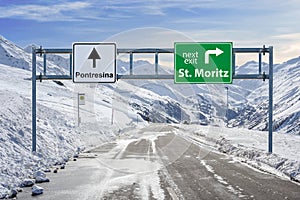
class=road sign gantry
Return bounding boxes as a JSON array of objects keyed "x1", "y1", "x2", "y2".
[{"x1": 31, "y1": 44, "x2": 274, "y2": 153}]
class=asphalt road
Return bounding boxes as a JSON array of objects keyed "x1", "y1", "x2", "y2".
[{"x1": 19, "y1": 124, "x2": 300, "y2": 199}]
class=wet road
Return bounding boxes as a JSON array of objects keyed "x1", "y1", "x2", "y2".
[{"x1": 19, "y1": 124, "x2": 300, "y2": 199}]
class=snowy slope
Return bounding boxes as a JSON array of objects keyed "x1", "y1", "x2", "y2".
[
  {"x1": 116, "y1": 60, "x2": 235, "y2": 125},
  {"x1": 2, "y1": 35, "x2": 298, "y2": 135},
  {"x1": 230, "y1": 58, "x2": 300, "y2": 135},
  {"x1": 24, "y1": 45, "x2": 70, "y2": 71},
  {"x1": 0, "y1": 38, "x2": 132, "y2": 195},
  {"x1": 1, "y1": 35, "x2": 298, "y2": 134},
  {"x1": 233, "y1": 61, "x2": 269, "y2": 91},
  {"x1": 0, "y1": 36, "x2": 68, "y2": 75},
  {"x1": 0, "y1": 35, "x2": 299, "y2": 197},
  {"x1": 0, "y1": 37, "x2": 196, "y2": 195},
  {"x1": 0, "y1": 63, "x2": 78, "y2": 196},
  {"x1": 0, "y1": 63, "x2": 141, "y2": 196},
  {"x1": 265, "y1": 58, "x2": 299, "y2": 134},
  {"x1": 114, "y1": 55, "x2": 300, "y2": 134}
]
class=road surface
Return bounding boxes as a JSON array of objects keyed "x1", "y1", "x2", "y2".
[{"x1": 19, "y1": 124, "x2": 300, "y2": 199}]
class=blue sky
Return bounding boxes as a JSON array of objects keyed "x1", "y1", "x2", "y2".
[{"x1": 0, "y1": 0, "x2": 300, "y2": 64}]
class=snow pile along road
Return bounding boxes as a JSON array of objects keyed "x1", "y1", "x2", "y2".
[
  {"x1": 180, "y1": 125, "x2": 300, "y2": 183},
  {"x1": 0, "y1": 78, "x2": 79, "y2": 197},
  {"x1": 216, "y1": 137, "x2": 300, "y2": 182}
]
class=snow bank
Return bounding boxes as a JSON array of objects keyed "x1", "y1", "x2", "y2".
[
  {"x1": 216, "y1": 137, "x2": 300, "y2": 182},
  {"x1": 31, "y1": 185, "x2": 43, "y2": 196},
  {"x1": 179, "y1": 124, "x2": 300, "y2": 183},
  {"x1": 0, "y1": 61, "x2": 140, "y2": 197},
  {"x1": 0, "y1": 91, "x2": 79, "y2": 196}
]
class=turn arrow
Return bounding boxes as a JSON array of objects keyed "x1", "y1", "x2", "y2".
[
  {"x1": 204, "y1": 47, "x2": 223, "y2": 64},
  {"x1": 88, "y1": 48, "x2": 101, "y2": 68}
]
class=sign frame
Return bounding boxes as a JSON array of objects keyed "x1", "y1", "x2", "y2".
[
  {"x1": 32, "y1": 45, "x2": 274, "y2": 153},
  {"x1": 72, "y1": 42, "x2": 117, "y2": 83}
]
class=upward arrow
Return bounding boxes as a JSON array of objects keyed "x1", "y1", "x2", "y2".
[{"x1": 88, "y1": 48, "x2": 101, "y2": 68}]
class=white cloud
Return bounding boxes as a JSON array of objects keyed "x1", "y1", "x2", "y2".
[
  {"x1": 272, "y1": 33, "x2": 300, "y2": 40},
  {"x1": 2, "y1": 0, "x2": 300, "y2": 65},
  {"x1": 270, "y1": 33, "x2": 300, "y2": 63},
  {"x1": 0, "y1": 2, "x2": 91, "y2": 21}
]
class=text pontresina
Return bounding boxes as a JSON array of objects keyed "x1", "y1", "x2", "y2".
[{"x1": 75, "y1": 72, "x2": 114, "y2": 79}]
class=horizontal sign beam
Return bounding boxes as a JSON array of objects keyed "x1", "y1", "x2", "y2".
[
  {"x1": 234, "y1": 74, "x2": 269, "y2": 79},
  {"x1": 117, "y1": 74, "x2": 173, "y2": 80},
  {"x1": 116, "y1": 74, "x2": 269, "y2": 80},
  {"x1": 34, "y1": 47, "x2": 272, "y2": 55},
  {"x1": 35, "y1": 49, "x2": 72, "y2": 54},
  {"x1": 117, "y1": 48, "x2": 174, "y2": 54},
  {"x1": 233, "y1": 48, "x2": 270, "y2": 53},
  {"x1": 37, "y1": 75, "x2": 72, "y2": 80},
  {"x1": 36, "y1": 74, "x2": 269, "y2": 81}
]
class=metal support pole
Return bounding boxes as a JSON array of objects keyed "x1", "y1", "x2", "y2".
[
  {"x1": 129, "y1": 53, "x2": 133, "y2": 75},
  {"x1": 232, "y1": 53, "x2": 236, "y2": 76},
  {"x1": 77, "y1": 93, "x2": 80, "y2": 126},
  {"x1": 155, "y1": 52, "x2": 158, "y2": 75},
  {"x1": 43, "y1": 54, "x2": 47, "y2": 75},
  {"x1": 32, "y1": 47, "x2": 37, "y2": 152},
  {"x1": 268, "y1": 46, "x2": 273, "y2": 153},
  {"x1": 225, "y1": 87, "x2": 229, "y2": 127},
  {"x1": 69, "y1": 53, "x2": 72, "y2": 77}
]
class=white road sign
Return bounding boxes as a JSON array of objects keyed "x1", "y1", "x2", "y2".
[{"x1": 72, "y1": 43, "x2": 116, "y2": 83}]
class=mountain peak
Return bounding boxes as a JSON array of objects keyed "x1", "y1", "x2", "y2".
[
  {"x1": 24, "y1": 44, "x2": 39, "y2": 53},
  {"x1": 0, "y1": 35, "x2": 11, "y2": 43},
  {"x1": 282, "y1": 56, "x2": 300, "y2": 66},
  {"x1": 0, "y1": 35, "x2": 32, "y2": 70},
  {"x1": 0, "y1": 35, "x2": 25, "y2": 51},
  {"x1": 0, "y1": 35, "x2": 68, "y2": 74}
]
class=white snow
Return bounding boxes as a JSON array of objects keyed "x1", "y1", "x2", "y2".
[
  {"x1": 92, "y1": 134, "x2": 165, "y2": 200},
  {"x1": 20, "y1": 179, "x2": 35, "y2": 187},
  {"x1": 200, "y1": 160, "x2": 214, "y2": 173},
  {"x1": 0, "y1": 37, "x2": 141, "y2": 196},
  {"x1": 31, "y1": 185, "x2": 43, "y2": 196},
  {"x1": 0, "y1": 35, "x2": 299, "y2": 198},
  {"x1": 201, "y1": 158, "x2": 248, "y2": 198},
  {"x1": 178, "y1": 124, "x2": 300, "y2": 182},
  {"x1": 234, "y1": 58, "x2": 300, "y2": 134}
]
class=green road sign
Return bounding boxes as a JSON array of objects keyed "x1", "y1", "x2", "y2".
[{"x1": 174, "y1": 42, "x2": 233, "y2": 84}]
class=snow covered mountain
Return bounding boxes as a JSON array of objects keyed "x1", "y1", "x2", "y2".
[
  {"x1": 0, "y1": 36, "x2": 213, "y2": 194},
  {"x1": 115, "y1": 58, "x2": 239, "y2": 126},
  {"x1": 24, "y1": 45, "x2": 70, "y2": 71},
  {"x1": 229, "y1": 59, "x2": 300, "y2": 135},
  {"x1": 0, "y1": 35, "x2": 299, "y2": 196},
  {"x1": 0, "y1": 36, "x2": 68, "y2": 75},
  {"x1": 233, "y1": 61, "x2": 269, "y2": 91},
  {"x1": 1, "y1": 35, "x2": 298, "y2": 134}
]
